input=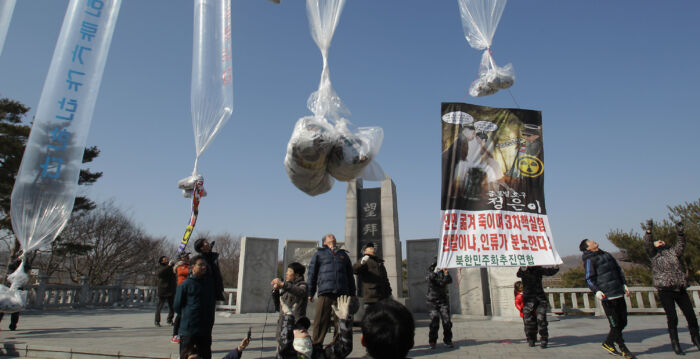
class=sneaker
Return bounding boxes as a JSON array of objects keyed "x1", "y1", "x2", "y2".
[
  {"x1": 444, "y1": 341, "x2": 454, "y2": 348},
  {"x1": 155, "y1": 322, "x2": 161, "y2": 327},
  {"x1": 8, "y1": 325, "x2": 16, "y2": 331},
  {"x1": 540, "y1": 339, "x2": 548, "y2": 349},
  {"x1": 170, "y1": 335, "x2": 181, "y2": 344},
  {"x1": 602, "y1": 342, "x2": 621, "y2": 356},
  {"x1": 619, "y1": 346, "x2": 636, "y2": 359},
  {"x1": 429, "y1": 342, "x2": 436, "y2": 349},
  {"x1": 528, "y1": 339, "x2": 536, "y2": 347}
]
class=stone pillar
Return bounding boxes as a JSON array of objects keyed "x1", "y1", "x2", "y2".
[
  {"x1": 79, "y1": 275, "x2": 90, "y2": 307},
  {"x1": 456, "y1": 268, "x2": 486, "y2": 316},
  {"x1": 34, "y1": 274, "x2": 49, "y2": 308},
  {"x1": 406, "y1": 239, "x2": 438, "y2": 313},
  {"x1": 344, "y1": 179, "x2": 361, "y2": 261},
  {"x1": 486, "y1": 267, "x2": 520, "y2": 318},
  {"x1": 237, "y1": 236, "x2": 279, "y2": 313},
  {"x1": 345, "y1": 177, "x2": 403, "y2": 298},
  {"x1": 380, "y1": 177, "x2": 403, "y2": 297}
]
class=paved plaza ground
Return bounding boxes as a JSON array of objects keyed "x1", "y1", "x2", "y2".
[{"x1": 0, "y1": 308, "x2": 697, "y2": 358}]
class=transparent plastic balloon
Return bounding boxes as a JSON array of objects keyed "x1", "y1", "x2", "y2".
[
  {"x1": 457, "y1": 0, "x2": 514, "y2": 96},
  {"x1": 284, "y1": 0, "x2": 384, "y2": 196},
  {"x1": 6, "y1": 0, "x2": 121, "y2": 308},
  {"x1": 189, "y1": 0, "x2": 233, "y2": 176},
  {"x1": 0, "y1": 0, "x2": 17, "y2": 57}
]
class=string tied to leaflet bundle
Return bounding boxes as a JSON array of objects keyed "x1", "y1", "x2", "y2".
[
  {"x1": 458, "y1": 0, "x2": 514, "y2": 97},
  {"x1": 177, "y1": 0, "x2": 233, "y2": 252},
  {"x1": 284, "y1": 0, "x2": 385, "y2": 196}
]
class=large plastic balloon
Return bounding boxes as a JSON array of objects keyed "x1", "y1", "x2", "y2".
[
  {"x1": 9, "y1": 0, "x2": 121, "y2": 290},
  {"x1": 176, "y1": 0, "x2": 233, "y2": 252},
  {"x1": 189, "y1": 0, "x2": 233, "y2": 176},
  {"x1": 284, "y1": 0, "x2": 384, "y2": 196},
  {"x1": 0, "y1": 0, "x2": 17, "y2": 57},
  {"x1": 457, "y1": 0, "x2": 514, "y2": 97}
]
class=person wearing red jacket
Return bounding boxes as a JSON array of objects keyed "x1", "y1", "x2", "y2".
[
  {"x1": 514, "y1": 281, "x2": 524, "y2": 318},
  {"x1": 171, "y1": 252, "x2": 191, "y2": 344}
]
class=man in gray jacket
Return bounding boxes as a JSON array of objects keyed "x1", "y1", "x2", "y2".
[{"x1": 645, "y1": 220, "x2": 699, "y2": 355}]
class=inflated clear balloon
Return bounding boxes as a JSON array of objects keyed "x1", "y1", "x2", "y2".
[
  {"x1": 0, "y1": 0, "x2": 17, "y2": 57},
  {"x1": 190, "y1": 0, "x2": 234, "y2": 173},
  {"x1": 10, "y1": 0, "x2": 121, "y2": 256}
]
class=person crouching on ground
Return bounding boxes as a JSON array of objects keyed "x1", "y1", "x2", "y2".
[
  {"x1": 516, "y1": 265, "x2": 559, "y2": 348},
  {"x1": 361, "y1": 299, "x2": 415, "y2": 359},
  {"x1": 277, "y1": 295, "x2": 353, "y2": 359},
  {"x1": 581, "y1": 239, "x2": 635, "y2": 359},
  {"x1": 353, "y1": 242, "x2": 392, "y2": 308},
  {"x1": 426, "y1": 261, "x2": 453, "y2": 349},
  {"x1": 272, "y1": 262, "x2": 308, "y2": 340},
  {"x1": 644, "y1": 220, "x2": 700, "y2": 355},
  {"x1": 175, "y1": 255, "x2": 216, "y2": 359},
  {"x1": 180, "y1": 336, "x2": 250, "y2": 359}
]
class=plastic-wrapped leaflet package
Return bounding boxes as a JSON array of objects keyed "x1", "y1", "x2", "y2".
[
  {"x1": 284, "y1": 0, "x2": 384, "y2": 196},
  {"x1": 0, "y1": 267, "x2": 28, "y2": 313},
  {"x1": 457, "y1": 0, "x2": 514, "y2": 97},
  {"x1": 5, "y1": 0, "x2": 121, "y2": 311}
]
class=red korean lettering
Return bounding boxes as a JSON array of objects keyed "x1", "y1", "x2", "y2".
[{"x1": 510, "y1": 234, "x2": 521, "y2": 250}]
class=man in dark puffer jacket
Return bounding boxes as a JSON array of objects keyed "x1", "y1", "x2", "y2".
[
  {"x1": 581, "y1": 239, "x2": 636, "y2": 359},
  {"x1": 644, "y1": 220, "x2": 700, "y2": 355},
  {"x1": 307, "y1": 234, "x2": 356, "y2": 347}
]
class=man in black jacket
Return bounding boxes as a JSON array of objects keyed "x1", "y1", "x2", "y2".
[
  {"x1": 581, "y1": 239, "x2": 635, "y2": 359},
  {"x1": 516, "y1": 265, "x2": 559, "y2": 348},
  {"x1": 155, "y1": 255, "x2": 176, "y2": 327},
  {"x1": 426, "y1": 261, "x2": 453, "y2": 349},
  {"x1": 644, "y1": 220, "x2": 699, "y2": 355},
  {"x1": 194, "y1": 238, "x2": 225, "y2": 301},
  {"x1": 174, "y1": 255, "x2": 217, "y2": 359},
  {"x1": 272, "y1": 262, "x2": 308, "y2": 340},
  {"x1": 353, "y1": 242, "x2": 392, "y2": 307},
  {"x1": 307, "y1": 234, "x2": 356, "y2": 347}
]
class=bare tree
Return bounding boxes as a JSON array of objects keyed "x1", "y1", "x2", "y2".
[{"x1": 191, "y1": 231, "x2": 241, "y2": 287}]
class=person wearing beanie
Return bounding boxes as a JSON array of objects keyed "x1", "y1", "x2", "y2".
[
  {"x1": 353, "y1": 242, "x2": 392, "y2": 307},
  {"x1": 193, "y1": 238, "x2": 225, "y2": 301}
]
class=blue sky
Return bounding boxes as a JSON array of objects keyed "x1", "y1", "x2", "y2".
[{"x1": 1, "y1": 1, "x2": 698, "y2": 257}]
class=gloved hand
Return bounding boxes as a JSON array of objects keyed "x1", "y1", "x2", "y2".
[
  {"x1": 280, "y1": 299, "x2": 297, "y2": 316},
  {"x1": 433, "y1": 265, "x2": 441, "y2": 273},
  {"x1": 624, "y1": 285, "x2": 630, "y2": 297},
  {"x1": 361, "y1": 255, "x2": 370, "y2": 264},
  {"x1": 595, "y1": 291, "x2": 606, "y2": 301},
  {"x1": 168, "y1": 260, "x2": 175, "y2": 267},
  {"x1": 332, "y1": 295, "x2": 351, "y2": 320},
  {"x1": 676, "y1": 221, "x2": 685, "y2": 235}
]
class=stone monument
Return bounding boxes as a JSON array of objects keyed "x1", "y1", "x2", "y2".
[
  {"x1": 236, "y1": 236, "x2": 279, "y2": 314},
  {"x1": 345, "y1": 177, "x2": 403, "y2": 298}
]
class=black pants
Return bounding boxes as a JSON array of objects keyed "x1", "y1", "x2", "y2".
[
  {"x1": 155, "y1": 295, "x2": 174, "y2": 324},
  {"x1": 522, "y1": 296, "x2": 548, "y2": 340},
  {"x1": 180, "y1": 334, "x2": 212, "y2": 359},
  {"x1": 0, "y1": 312, "x2": 19, "y2": 330},
  {"x1": 172, "y1": 314, "x2": 181, "y2": 336},
  {"x1": 428, "y1": 299, "x2": 452, "y2": 343},
  {"x1": 659, "y1": 289, "x2": 699, "y2": 335},
  {"x1": 602, "y1": 297, "x2": 628, "y2": 346}
]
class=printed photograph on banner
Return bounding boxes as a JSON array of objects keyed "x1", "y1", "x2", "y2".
[{"x1": 438, "y1": 103, "x2": 562, "y2": 268}]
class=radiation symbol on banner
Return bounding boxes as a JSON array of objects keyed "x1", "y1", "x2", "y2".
[{"x1": 516, "y1": 155, "x2": 544, "y2": 177}]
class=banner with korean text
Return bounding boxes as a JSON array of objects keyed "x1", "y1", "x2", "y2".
[{"x1": 438, "y1": 103, "x2": 562, "y2": 268}]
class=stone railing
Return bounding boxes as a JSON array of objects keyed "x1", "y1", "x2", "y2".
[
  {"x1": 24, "y1": 275, "x2": 237, "y2": 311},
  {"x1": 545, "y1": 286, "x2": 700, "y2": 315}
]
